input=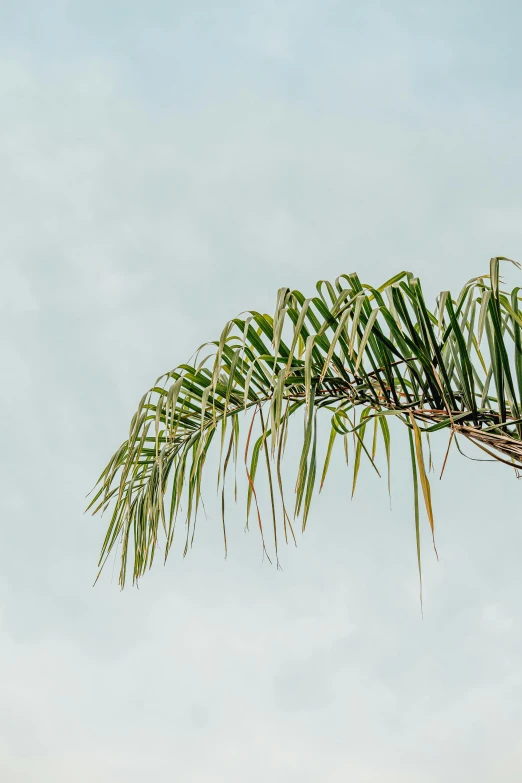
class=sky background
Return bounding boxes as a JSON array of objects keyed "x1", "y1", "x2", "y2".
[{"x1": 2, "y1": 1, "x2": 522, "y2": 780}]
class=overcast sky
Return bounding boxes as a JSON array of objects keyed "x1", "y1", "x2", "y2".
[{"x1": 2, "y1": 2, "x2": 522, "y2": 781}]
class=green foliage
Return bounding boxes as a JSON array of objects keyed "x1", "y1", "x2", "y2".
[{"x1": 88, "y1": 258, "x2": 522, "y2": 588}]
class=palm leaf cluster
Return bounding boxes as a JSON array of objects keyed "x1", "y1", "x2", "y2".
[{"x1": 89, "y1": 257, "x2": 522, "y2": 588}]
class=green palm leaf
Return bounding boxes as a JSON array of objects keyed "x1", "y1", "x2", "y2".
[{"x1": 88, "y1": 257, "x2": 522, "y2": 588}]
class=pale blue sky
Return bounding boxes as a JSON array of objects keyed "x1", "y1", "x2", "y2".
[{"x1": 2, "y1": 2, "x2": 522, "y2": 781}]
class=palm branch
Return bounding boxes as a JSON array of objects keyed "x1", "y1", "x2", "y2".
[{"x1": 88, "y1": 257, "x2": 522, "y2": 589}]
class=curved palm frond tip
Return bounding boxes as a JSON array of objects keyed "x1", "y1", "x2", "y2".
[{"x1": 89, "y1": 257, "x2": 522, "y2": 588}]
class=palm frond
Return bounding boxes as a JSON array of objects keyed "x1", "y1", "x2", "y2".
[{"x1": 88, "y1": 257, "x2": 522, "y2": 587}]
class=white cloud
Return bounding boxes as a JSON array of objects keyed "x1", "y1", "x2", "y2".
[{"x1": 481, "y1": 603, "x2": 516, "y2": 634}]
